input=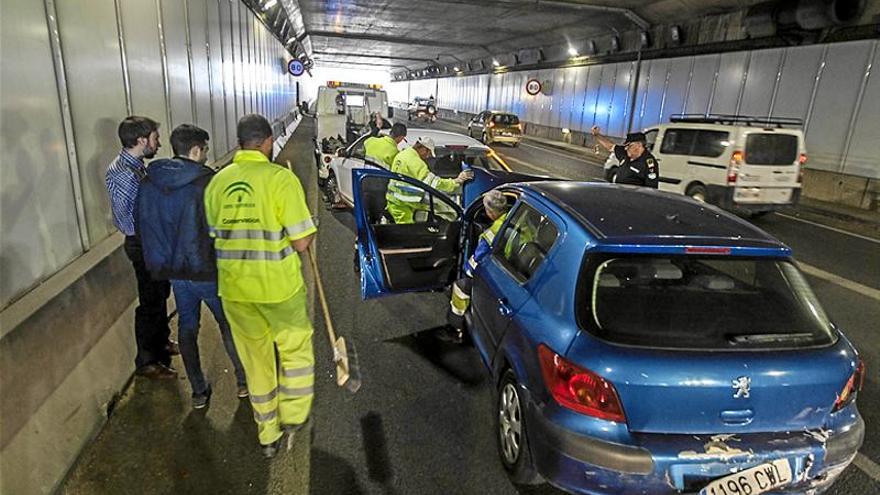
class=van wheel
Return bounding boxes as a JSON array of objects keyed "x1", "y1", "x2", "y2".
[
  {"x1": 511, "y1": 141, "x2": 520, "y2": 148},
  {"x1": 605, "y1": 166, "x2": 618, "y2": 183},
  {"x1": 497, "y1": 369, "x2": 541, "y2": 485},
  {"x1": 686, "y1": 184, "x2": 707, "y2": 203}
]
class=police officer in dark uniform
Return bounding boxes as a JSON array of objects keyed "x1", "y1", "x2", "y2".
[{"x1": 591, "y1": 125, "x2": 659, "y2": 188}]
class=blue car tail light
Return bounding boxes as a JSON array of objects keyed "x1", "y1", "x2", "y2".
[
  {"x1": 832, "y1": 357, "x2": 866, "y2": 412},
  {"x1": 537, "y1": 344, "x2": 626, "y2": 423}
]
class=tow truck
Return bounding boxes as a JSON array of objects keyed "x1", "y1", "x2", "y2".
[{"x1": 313, "y1": 81, "x2": 393, "y2": 186}]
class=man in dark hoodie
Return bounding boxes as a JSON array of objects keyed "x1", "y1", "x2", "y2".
[{"x1": 137, "y1": 124, "x2": 248, "y2": 409}]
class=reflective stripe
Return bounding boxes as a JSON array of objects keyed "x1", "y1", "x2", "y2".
[
  {"x1": 211, "y1": 228, "x2": 287, "y2": 241},
  {"x1": 468, "y1": 256, "x2": 478, "y2": 271},
  {"x1": 482, "y1": 230, "x2": 496, "y2": 245},
  {"x1": 216, "y1": 245, "x2": 296, "y2": 261},
  {"x1": 425, "y1": 172, "x2": 441, "y2": 188},
  {"x1": 279, "y1": 385, "x2": 314, "y2": 397},
  {"x1": 285, "y1": 218, "x2": 317, "y2": 237},
  {"x1": 253, "y1": 409, "x2": 278, "y2": 422},
  {"x1": 282, "y1": 366, "x2": 314, "y2": 378},
  {"x1": 450, "y1": 301, "x2": 466, "y2": 316},
  {"x1": 391, "y1": 192, "x2": 423, "y2": 203},
  {"x1": 250, "y1": 388, "x2": 278, "y2": 404}
]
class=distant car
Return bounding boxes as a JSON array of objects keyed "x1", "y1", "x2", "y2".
[
  {"x1": 468, "y1": 111, "x2": 523, "y2": 147},
  {"x1": 351, "y1": 178, "x2": 865, "y2": 495},
  {"x1": 604, "y1": 114, "x2": 806, "y2": 217},
  {"x1": 325, "y1": 129, "x2": 542, "y2": 209},
  {"x1": 407, "y1": 97, "x2": 437, "y2": 123}
]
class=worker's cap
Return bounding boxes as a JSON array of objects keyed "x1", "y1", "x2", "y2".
[
  {"x1": 624, "y1": 132, "x2": 647, "y2": 144},
  {"x1": 416, "y1": 137, "x2": 435, "y2": 155}
]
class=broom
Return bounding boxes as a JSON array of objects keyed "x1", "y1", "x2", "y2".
[{"x1": 306, "y1": 245, "x2": 362, "y2": 393}]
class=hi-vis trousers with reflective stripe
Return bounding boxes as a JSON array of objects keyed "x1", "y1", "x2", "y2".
[{"x1": 223, "y1": 288, "x2": 315, "y2": 446}]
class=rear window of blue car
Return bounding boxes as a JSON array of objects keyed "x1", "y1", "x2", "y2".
[{"x1": 579, "y1": 255, "x2": 836, "y2": 350}]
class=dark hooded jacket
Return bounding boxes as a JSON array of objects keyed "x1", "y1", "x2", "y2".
[{"x1": 137, "y1": 157, "x2": 216, "y2": 281}]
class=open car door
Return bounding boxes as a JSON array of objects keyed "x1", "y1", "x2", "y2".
[{"x1": 352, "y1": 168, "x2": 464, "y2": 299}]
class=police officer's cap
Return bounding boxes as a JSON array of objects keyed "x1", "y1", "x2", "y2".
[{"x1": 624, "y1": 132, "x2": 647, "y2": 144}]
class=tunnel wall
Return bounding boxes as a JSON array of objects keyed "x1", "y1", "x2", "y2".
[
  {"x1": 391, "y1": 39, "x2": 880, "y2": 209},
  {"x1": 0, "y1": 1, "x2": 297, "y2": 493}
]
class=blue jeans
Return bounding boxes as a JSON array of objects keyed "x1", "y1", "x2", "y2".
[{"x1": 171, "y1": 279, "x2": 247, "y2": 394}]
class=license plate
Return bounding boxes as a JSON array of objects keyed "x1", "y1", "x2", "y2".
[
  {"x1": 700, "y1": 459, "x2": 792, "y2": 495},
  {"x1": 734, "y1": 187, "x2": 793, "y2": 204}
]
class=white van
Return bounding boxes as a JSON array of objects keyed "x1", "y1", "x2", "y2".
[{"x1": 605, "y1": 115, "x2": 807, "y2": 216}]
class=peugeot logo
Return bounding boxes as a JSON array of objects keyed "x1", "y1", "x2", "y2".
[{"x1": 732, "y1": 376, "x2": 751, "y2": 399}]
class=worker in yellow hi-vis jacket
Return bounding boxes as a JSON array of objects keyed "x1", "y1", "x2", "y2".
[
  {"x1": 205, "y1": 114, "x2": 317, "y2": 458},
  {"x1": 385, "y1": 137, "x2": 473, "y2": 224}
]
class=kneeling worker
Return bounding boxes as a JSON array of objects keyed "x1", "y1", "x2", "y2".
[
  {"x1": 448, "y1": 189, "x2": 510, "y2": 337},
  {"x1": 205, "y1": 114, "x2": 317, "y2": 458},
  {"x1": 386, "y1": 137, "x2": 473, "y2": 224}
]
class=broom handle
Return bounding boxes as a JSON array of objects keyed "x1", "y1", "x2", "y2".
[{"x1": 306, "y1": 246, "x2": 338, "y2": 345}]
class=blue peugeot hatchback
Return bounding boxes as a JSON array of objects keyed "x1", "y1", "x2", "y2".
[{"x1": 351, "y1": 171, "x2": 866, "y2": 495}]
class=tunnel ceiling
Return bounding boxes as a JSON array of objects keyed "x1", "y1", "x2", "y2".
[{"x1": 283, "y1": 0, "x2": 766, "y2": 70}]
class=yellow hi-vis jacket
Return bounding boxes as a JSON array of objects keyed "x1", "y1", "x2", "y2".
[
  {"x1": 364, "y1": 135, "x2": 399, "y2": 167},
  {"x1": 204, "y1": 150, "x2": 317, "y2": 303},
  {"x1": 386, "y1": 147, "x2": 459, "y2": 223}
]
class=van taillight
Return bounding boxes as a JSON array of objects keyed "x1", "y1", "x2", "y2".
[
  {"x1": 799, "y1": 153, "x2": 808, "y2": 165},
  {"x1": 832, "y1": 358, "x2": 865, "y2": 412},
  {"x1": 728, "y1": 150, "x2": 743, "y2": 184},
  {"x1": 537, "y1": 344, "x2": 626, "y2": 422}
]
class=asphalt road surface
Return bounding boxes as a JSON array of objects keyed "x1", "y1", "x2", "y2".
[{"x1": 61, "y1": 116, "x2": 879, "y2": 495}]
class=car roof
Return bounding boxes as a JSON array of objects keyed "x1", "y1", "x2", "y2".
[
  {"x1": 655, "y1": 122, "x2": 805, "y2": 135},
  {"x1": 524, "y1": 182, "x2": 788, "y2": 250},
  {"x1": 403, "y1": 128, "x2": 488, "y2": 149}
]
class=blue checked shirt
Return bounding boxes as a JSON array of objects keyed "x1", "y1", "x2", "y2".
[{"x1": 105, "y1": 149, "x2": 146, "y2": 236}]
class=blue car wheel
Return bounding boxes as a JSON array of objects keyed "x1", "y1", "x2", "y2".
[{"x1": 497, "y1": 369, "x2": 541, "y2": 485}]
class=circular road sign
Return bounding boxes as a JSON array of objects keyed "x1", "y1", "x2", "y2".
[
  {"x1": 288, "y1": 59, "x2": 305, "y2": 77},
  {"x1": 525, "y1": 78, "x2": 542, "y2": 96}
]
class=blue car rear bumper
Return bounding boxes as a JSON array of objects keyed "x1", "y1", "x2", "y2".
[{"x1": 526, "y1": 401, "x2": 864, "y2": 495}]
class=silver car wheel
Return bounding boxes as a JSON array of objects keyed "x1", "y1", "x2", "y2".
[{"x1": 499, "y1": 382, "x2": 523, "y2": 465}]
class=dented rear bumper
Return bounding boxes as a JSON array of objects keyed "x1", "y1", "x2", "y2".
[{"x1": 527, "y1": 400, "x2": 864, "y2": 495}]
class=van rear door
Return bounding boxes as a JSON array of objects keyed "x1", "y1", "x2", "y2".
[{"x1": 733, "y1": 130, "x2": 802, "y2": 205}]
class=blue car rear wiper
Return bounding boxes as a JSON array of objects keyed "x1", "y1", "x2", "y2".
[{"x1": 729, "y1": 333, "x2": 814, "y2": 345}]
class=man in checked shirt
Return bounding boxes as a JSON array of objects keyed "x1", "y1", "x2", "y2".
[{"x1": 105, "y1": 116, "x2": 178, "y2": 379}]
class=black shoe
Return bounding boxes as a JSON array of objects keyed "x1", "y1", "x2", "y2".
[
  {"x1": 261, "y1": 437, "x2": 282, "y2": 458},
  {"x1": 435, "y1": 326, "x2": 464, "y2": 344},
  {"x1": 192, "y1": 385, "x2": 212, "y2": 410},
  {"x1": 136, "y1": 363, "x2": 177, "y2": 380}
]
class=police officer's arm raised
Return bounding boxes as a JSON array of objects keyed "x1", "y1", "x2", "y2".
[{"x1": 591, "y1": 126, "x2": 617, "y2": 153}]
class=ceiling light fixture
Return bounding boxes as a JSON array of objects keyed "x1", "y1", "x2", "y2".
[
  {"x1": 453, "y1": 66, "x2": 461, "y2": 72},
  {"x1": 492, "y1": 59, "x2": 500, "y2": 67},
  {"x1": 263, "y1": 0, "x2": 278, "y2": 9},
  {"x1": 568, "y1": 46, "x2": 578, "y2": 57}
]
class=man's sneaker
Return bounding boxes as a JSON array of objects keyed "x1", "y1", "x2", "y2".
[
  {"x1": 237, "y1": 385, "x2": 249, "y2": 399},
  {"x1": 192, "y1": 386, "x2": 212, "y2": 410},
  {"x1": 135, "y1": 363, "x2": 177, "y2": 380},
  {"x1": 166, "y1": 340, "x2": 180, "y2": 356}
]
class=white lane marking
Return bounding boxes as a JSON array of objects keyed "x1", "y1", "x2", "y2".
[
  {"x1": 775, "y1": 213, "x2": 880, "y2": 245},
  {"x1": 854, "y1": 453, "x2": 880, "y2": 482},
  {"x1": 799, "y1": 262, "x2": 880, "y2": 301},
  {"x1": 497, "y1": 153, "x2": 567, "y2": 178},
  {"x1": 498, "y1": 151, "x2": 607, "y2": 182},
  {"x1": 521, "y1": 141, "x2": 605, "y2": 168}
]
